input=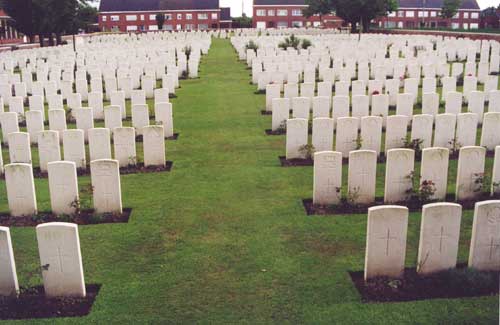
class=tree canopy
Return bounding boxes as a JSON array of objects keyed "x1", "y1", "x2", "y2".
[
  {"x1": 155, "y1": 13, "x2": 165, "y2": 30},
  {"x1": 1, "y1": 0, "x2": 97, "y2": 45},
  {"x1": 440, "y1": 0, "x2": 462, "y2": 19},
  {"x1": 303, "y1": 0, "x2": 398, "y2": 32}
]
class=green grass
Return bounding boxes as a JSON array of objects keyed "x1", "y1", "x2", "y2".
[{"x1": 0, "y1": 38, "x2": 498, "y2": 324}]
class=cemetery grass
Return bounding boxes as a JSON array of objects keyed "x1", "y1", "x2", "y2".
[{"x1": 0, "y1": 38, "x2": 498, "y2": 323}]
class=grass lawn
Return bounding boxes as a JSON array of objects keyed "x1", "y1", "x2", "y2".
[{"x1": 0, "y1": 38, "x2": 498, "y2": 324}]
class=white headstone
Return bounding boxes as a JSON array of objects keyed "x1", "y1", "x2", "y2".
[
  {"x1": 433, "y1": 114, "x2": 456, "y2": 148},
  {"x1": 420, "y1": 147, "x2": 450, "y2": 200},
  {"x1": 131, "y1": 104, "x2": 150, "y2": 136},
  {"x1": 47, "y1": 161, "x2": 79, "y2": 215},
  {"x1": 88, "y1": 128, "x2": 112, "y2": 161},
  {"x1": 8, "y1": 132, "x2": 31, "y2": 164},
  {"x1": 38, "y1": 130, "x2": 61, "y2": 172},
  {"x1": 480, "y1": 112, "x2": 500, "y2": 151},
  {"x1": 272, "y1": 98, "x2": 290, "y2": 131},
  {"x1": 385, "y1": 115, "x2": 408, "y2": 152},
  {"x1": 417, "y1": 203, "x2": 462, "y2": 274},
  {"x1": 62, "y1": 129, "x2": 86, "y2": 169},
  {"x1": 384, "y1": 149, "x2": 415, "y2": 203},
  {"x1": 313, "y1": 151, "x2": 342, "y2": 205},
  {"x1": 90, "y1": 159, "x2": 122, "y2": 214},
  {"x1": 286, "y1": 118, "x2": 308, "y2": 159},
  {"x1": 5, "y1": 163, "x2": 37, "y2": 216},
  {"x1": 0, "y1": 227, "x2": 19, "y2": 297},
  {"x1": 364, "y1": 205, "x2": 409, "y2": 280},
  {"x1": 468, "y1": 200, "x2": 500, "y2": 271},
  {"x1": 312, "y1": 118, "x2": 334, "y2": 153},
  {"x1": 36, "y1": 222, "x2": 86, "y2": 297},
  {"x1": 335, "y1": 117, "x2": 359, "y2": 158},
  {"x1": 143, "y1": 125, "x2": 166, "y2": 167},
  {"x1": 348, "y1": 150, "x2": 377, "y2": 204},
  {"x1": 154, "y1": 102, "x2": 174, "y2": 138},
  {"x1": 455, "y1": 146, "x2": 486, "y2": 201}
]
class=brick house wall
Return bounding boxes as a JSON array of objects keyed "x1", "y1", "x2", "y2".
[
  {"x1": 252, "y1": 5, "x2": 342, "y2": 29},
  {"x1": 375, "y1": 8, "x2": 481, "y2": 29},
  {"x1": 99, "y1": 10, "x2": 222, "y2": 32}
]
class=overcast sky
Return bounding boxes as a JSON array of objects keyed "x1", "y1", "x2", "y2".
[{"x1": 95, "y1": 0, "x2": 499, "y2": 17}]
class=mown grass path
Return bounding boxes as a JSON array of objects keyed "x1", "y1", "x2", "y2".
[{"x1": 0, "y1": 38, "x2": 497, "y2": 324}]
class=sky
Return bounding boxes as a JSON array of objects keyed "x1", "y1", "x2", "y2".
[{"x1": 95, "y1": 0, "x2": 499, "y2": 17}]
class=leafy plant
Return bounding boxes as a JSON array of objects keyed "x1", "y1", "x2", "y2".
[
  {"x1": 406, "y1": 171, "x2": 437, "y2": 203},
  {"x1": 278, "y1": 34, "x2": 301, "y2": 50},
  {"x1": 128, "y1": 156, "x2": 137, "y2": 167},
  {"x1": 341, "y1": 186, "x2": 361, "y2": 207},
  {"x1": 245, "y1": 40, "x2": 259, "y2": 51},
  {"x1": 354, "y1": 134, "x2": 363, "y2": 150},
  {"x1": 403, "y1": 135, "x2": 424, "y2": 159},
  {"x1": 276, "y1": 120, "x2": 287, "y2": 133},
  {"x1": 448, "y1": 138, "x2": 462, "y2": 157},
  {"x1": 298, "y1": 144, "x2": 315, "y2": 160},
  {"x1": 301, "y1": 39, "x2": 312, "y2": 49},
  {"x1": 473, "y1": 172, "x2": 490, "y2": 194}
]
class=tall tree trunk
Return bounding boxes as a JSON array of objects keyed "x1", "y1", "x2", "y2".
[
  {"x1": 38, "y1": 34, "x2": 45, "y2": 47},
  {"x1": 48, "y1": 34, "x2": 54, "y2": 46}
]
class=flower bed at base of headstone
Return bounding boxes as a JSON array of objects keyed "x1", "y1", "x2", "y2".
[
  {"x1": 0, "y1": 284, "x2": 100, "y2": 320},
  {"x1": 0, "y1": 208, "x2": 132, "y2": 227},
  {"x1": 135, "y1": 133, "x2": 179, "y2": 142},
  {"x1": 14, "y1": 162, "x2": 174, "y2": 179},
  {"x1": 260, "y1": 110, "x2": 272, "y2": 115},
  {"x1": 302, "y1": 193, "x2": 500, "y2": 215},
  {"x1": 349, "y1": 266, "x2": 499, "y2": 303}
]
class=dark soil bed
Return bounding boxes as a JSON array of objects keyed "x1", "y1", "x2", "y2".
[
  {"x1": 279, "y1": 156, "x2": 389, "y2": 167},
  {"x1": 302, "y1": 193, "x2": 497, "y2": 215},
  {"x1": 260, "y1": 110, "x2": 272, "y2": 115},
  {"x1": 135, "y1": 133, "x2": 180, "y2": 142},
  {"x1": 266, "y1": 129, "x2": 285, "y2": 135},
  {"x1": 0, "y1": 284, "x2": 100, "y2": 320},
  {"x1": 349, "y1": 266, "x2": 499, "y2": 303},
  {"x1": 0, "y1": 208, "x2": 132, "y2": 227},
  {"x1": 29, "y1": 162, "x2": 173, "y2": 179}
]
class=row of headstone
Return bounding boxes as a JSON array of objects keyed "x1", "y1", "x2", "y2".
[
  {"x1": 0, "y1": 126, "x2": 167, "y2": 173},
  {"x1": 285, "y1": 113, "x2": 500, "y2": 160},
  {"x1": 364, "y1": 200, "x2": 500, "y2": 280},
  {"x1": 4, "y1": 159, "x2": 123, "y2": 216},
  {"x1": 313, "y1": 145, "x2": 499, "y2": 205},
  {"x1": 0, "y1": 223, "x2": 86, "y2": 298},
  {"x1": 269, "y1": 89, "x2": 500, "y2": 122}
]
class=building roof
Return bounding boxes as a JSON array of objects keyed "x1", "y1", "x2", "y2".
[
  {"x1": 398, "y1": 0, "x2": 480, "y2": 10},
  {"x1": 100, "y1": 0, "x2": 220, "y2": 12},
  {"x1": 254, "y1": 0, "x2": 306, "y2": 5},
  {"x1": 220, "y1": 7, "x2": 231, "y2": 21}
]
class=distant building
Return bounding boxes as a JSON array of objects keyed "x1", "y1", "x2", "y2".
[
  {"x1": 0, "y1": 9, "x2": 22, "y2": 43},
  {"x1": 252, "y1": 0, "x2": 343, "y2": 29},
  {"x1": 219, "y1": 7, "x2": 232, "y2": 29},
  {"x1": 375, "y1": 0, "x2": 481, "y2": 30},
  {"x1": 99, "y1": 0, "x2": 228, "y2": 32}
]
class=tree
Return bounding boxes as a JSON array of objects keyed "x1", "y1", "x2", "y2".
[
  {"x1": 303, "y1": 0, "x2": 397, "y2": 32},
  {"x1": 480, "y1": 7, "x2": 499, "y2": 29},
  {"x1": 303, "y1": 0, "x2": 334, "y2": 26},
  {"x1": 232, "y1": 14, "x2": 252, "y2": 28},
  {"x1": 441, "y1": 0, "x2": 461, "y2": 19},
  {"x1": 338, "y1": 0, "x2": 398, "y2": 32},
  {"x1": 156, "y1": 13, "x2": 165, "y2": 30}
]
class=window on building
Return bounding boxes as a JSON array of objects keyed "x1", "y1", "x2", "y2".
[
  {"x1": 388, "y1": 12, "x2": 396, "y2": 17},
  {"x1": 451, "y1": 22, "x2": 459, "y2": 29},
  {"x1": 256, "y1": 9, "x2": 266, "y2": 16},
  {"x1": 463, "y1": 12, "x2": 469, "y2": 19},
  {"x1": 292, "y1": 21, "x2": 303, "y2": 27},
  {"x1": 291, "y1": 9, "x2": 302, "y2": 16},
  {"x1": 149, "y1": 14, "x2": 156, "y2": 20},
  {"x1": 166, "y1": 14, "x2": 172, "y2": 20},
  {"x1": 102, "y1": 16, "x2": 107, "y2": 22},
  {"x1": 470, "y1": 23, "x2": 478, "y2": 29},
  {"x1": 277, "y1": 21, "x2": 288, "y2": 28},
  {"x1": 453, "y1": 13, "x2": 459, "y2": 19},
  {"x1": 111, "y1": 15, "x2": 120, "y2": 21},
  {"x1": 140, "y1": 15, "x2": 145, "y2": 20},
  {"x1": 149, "y1": 25, "x2": 158, "y2": 31},
  {"x1": 418, "y1": 11, "x2": 429, "y2": 17},
  {"x1": 430, "y1": 11, "x2": 436, "y2": 17},
  {"x1": 198, "y1": 13, "x2": 208, "y2": 20},
  {"x1": 198, "y1": 24, "x2": 208, "y2": 30},
  {"x1": 397, "y1": 11, "x2": 404, "y2": 17},
  {"x1": 211, "y1": 13, "x2": 217, "y2": 19},
  {"x1": 186, "y1": 13, "x2": 193, "y2": 20},
  {"x1": 165, "y1": 24, "x2": 173, "y2": 30},
  {"x1": 406, "y1": 11, "x2": 414, "y2": 17},
  {"x1": 177, "y1": 14, "x2": 182, "y2": 20},
  {"x1": 471, "y1": 12, "x2": 479, "y2": 19},
  {"x1": 277, "y1": 9, "x2": 288, "y2": 16},
  {"x1": 126, "y1": 15, "x2": 137, "y2": 21},
  {"x1": 186, "y1": 24, "x2": 194, "y2": 30},
  {"x1": 126, "y1": 25, "x2": 138, "y2": 31},
  {"x1": 268, "y1": 10, "x2": 275, "y2": 16}
]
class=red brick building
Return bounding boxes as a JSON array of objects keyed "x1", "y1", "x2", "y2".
[
  {"x1": 253, "y1": 0, "x2": 343, "y2": 29},
  {"x1": 375, "y1": 0, "x2": 481, "y2": 30},
  {"x1": 99, "y1": 0, "x2": 230, "y2": 32}
]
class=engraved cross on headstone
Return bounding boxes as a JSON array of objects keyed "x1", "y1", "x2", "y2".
[{"x1": 379, "y1": 228, "x2": 398, "y2": 256}]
